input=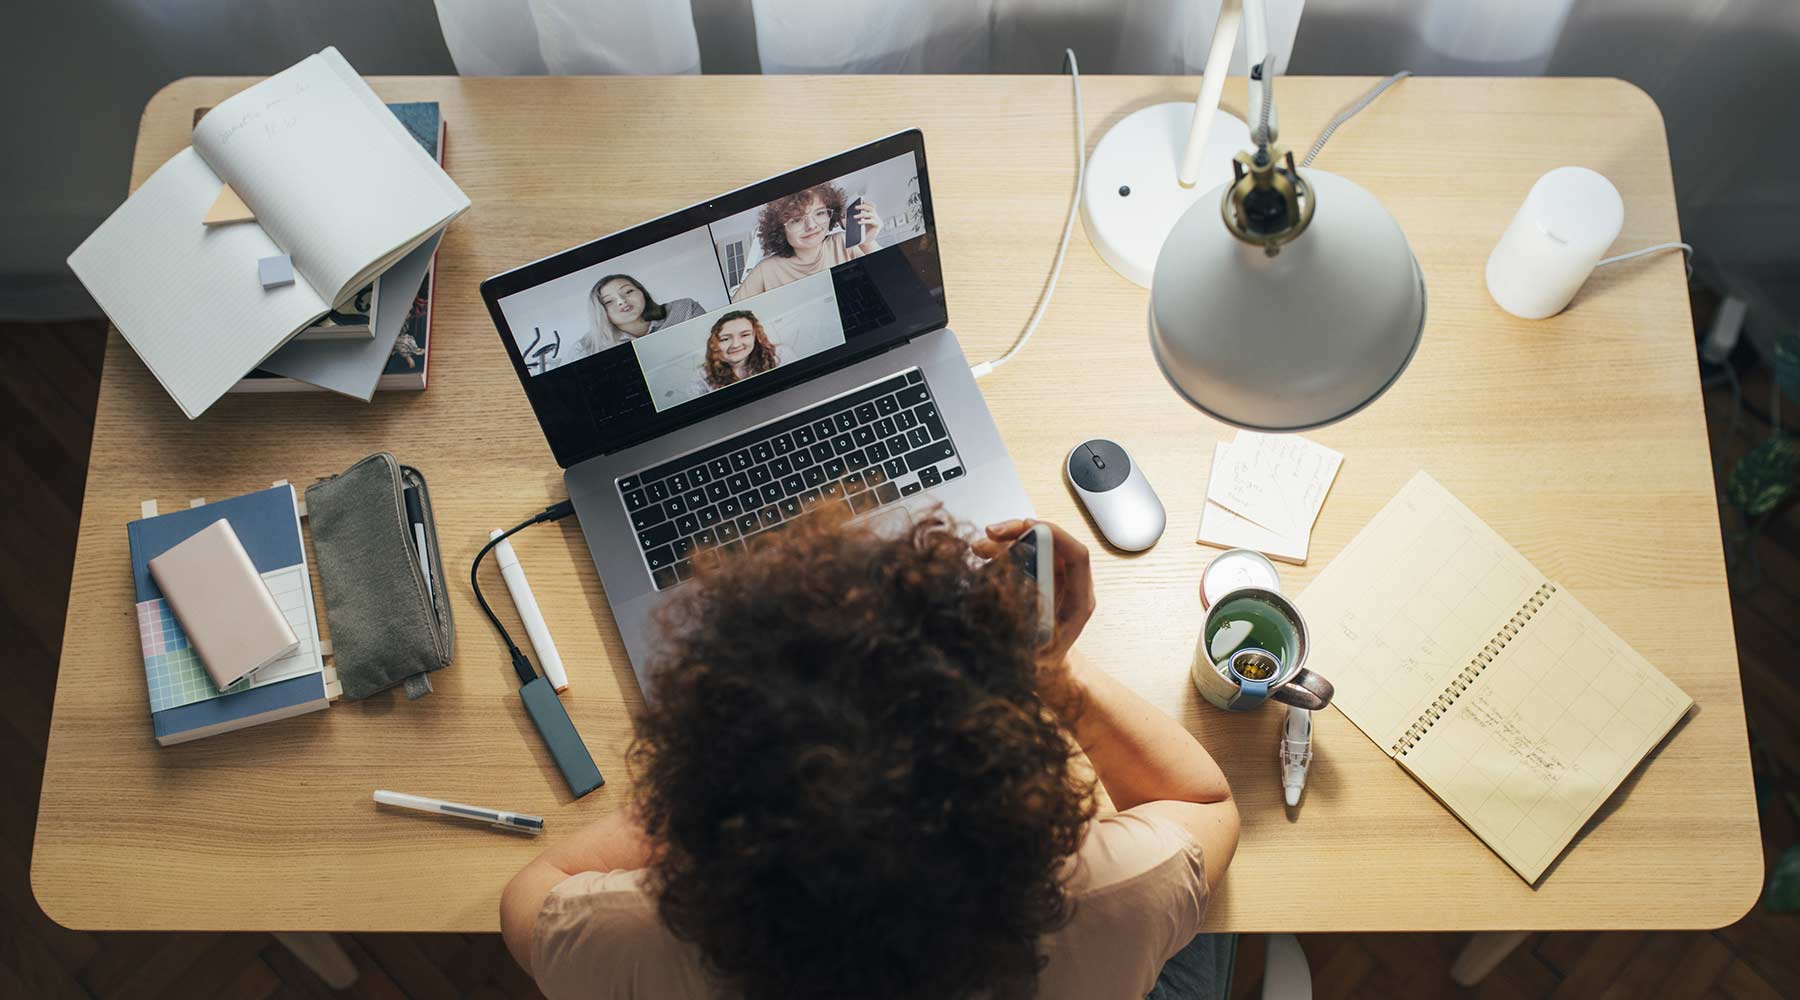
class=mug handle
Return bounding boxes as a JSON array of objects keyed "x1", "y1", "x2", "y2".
[{"x1": 1270, "y1": 668, "x2": 1333, "y2": 710}]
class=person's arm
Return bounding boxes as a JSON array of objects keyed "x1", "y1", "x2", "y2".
[
  {"x1": 499, "y1": 808, "x2": 655, "y2": 975},
  {"x1": 1060, "y1": 653, "x2": 1238, "y2": 887},
  {"x1": 974, "y1": 520, "x2": 1239, "y2": 887}
]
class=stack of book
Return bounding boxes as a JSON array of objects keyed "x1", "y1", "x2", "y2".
[
  {"x1": 209, "y1": 100, "x2": 444, "y2": 396},
  {"x1": 68, "y1": 48, "x2": 467, "y2": 417}
]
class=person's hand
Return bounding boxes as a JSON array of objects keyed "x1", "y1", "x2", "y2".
[
  {"x1": 972, "y1": 519, "x2": 1096, "y2": 674},
  {"x1": 853, "y1": 199, "x2": 882, "y2": 249}
]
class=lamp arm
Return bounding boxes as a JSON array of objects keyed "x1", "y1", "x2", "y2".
[{"x1": 1178, "y1": 0, "x2": 1242, "y2": 186}]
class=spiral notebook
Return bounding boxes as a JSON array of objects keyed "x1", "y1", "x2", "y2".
[{"x1": 1297, "y1": 472, "x2": 1692, "y2": 884}]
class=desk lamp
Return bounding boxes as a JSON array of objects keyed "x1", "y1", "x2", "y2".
[{"x1": 1084, "y1": 0, "x2": 1425, "y2": 430}]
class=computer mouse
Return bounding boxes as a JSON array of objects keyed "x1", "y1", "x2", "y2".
[{"x1": 1065, "y1": 439, "x2": 1165, "y2": 551}]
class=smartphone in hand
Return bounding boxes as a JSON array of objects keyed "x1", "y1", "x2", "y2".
[
  {"x1": 843, "y1": 196, "x2": 864, "y2": 248},
  {"x1": 1008, "y1": 523, "x2": 1056, "y2": 649}
]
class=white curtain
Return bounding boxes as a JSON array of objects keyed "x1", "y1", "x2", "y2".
[
  {"x1": 432, "y1": 0, "x2": 701, "y2": 74},
  {"x1": 430, "y1": 0, "x2": 1306, "y2": 77},
  {"x1": 747, "y1": 0, "x2": 1304, "y2": 76}
]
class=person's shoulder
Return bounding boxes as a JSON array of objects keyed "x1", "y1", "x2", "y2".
[
  {"x1": 543, "y1": 868, "x2": 657, "y2": 913},
  {"x1": 733, "y1": 266, "x2": 769, "y2": 301},
  {"x1": 666, "y1": 298, "x2": 704, "y2": 320},
  {"x1": 1067, "y1": 806, "x2": 1208, "y2": 898},
  {"x1": 1038, "y1": 810, "x2": 1211, "y2": 996},
  {"x1": 533, "y1": 871, "x2": 714, "y2": 998}
]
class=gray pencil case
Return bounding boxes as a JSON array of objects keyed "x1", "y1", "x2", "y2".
[{"x1": 306, "y1": 453, "x2": 454, "y2": 700}]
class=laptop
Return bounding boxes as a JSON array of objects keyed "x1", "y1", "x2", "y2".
[{"x1": 481, "y1": 130, "x2": 1032, "y2": 690}]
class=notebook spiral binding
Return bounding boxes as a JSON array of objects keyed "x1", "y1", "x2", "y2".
[{"x1": 1391, "y1": 582, "x2": 1558, "y2": 757}]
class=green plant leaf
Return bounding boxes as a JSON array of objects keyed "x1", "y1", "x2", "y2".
[
  {"x1": 1775, "y1": 333, "x2": 1800, "y2": 406},
  {"x1": 1767, "y1": 844, "x2": 1800, "y2": 912},
  {"x1": 1728, "y1": 432, "x2": 1797, "y2": 518}
]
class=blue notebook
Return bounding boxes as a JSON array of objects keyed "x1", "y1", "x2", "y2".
[{"x1": 127, "y1": 485, "x2": 329, "y2": 745}]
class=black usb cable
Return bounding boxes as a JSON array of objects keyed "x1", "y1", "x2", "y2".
[
  {"x1": 469, "y1": 499, "x2": 604, "y2": 797},
  {"x1": 470, "y1": 499, "x2": 575, "y2": 684}
]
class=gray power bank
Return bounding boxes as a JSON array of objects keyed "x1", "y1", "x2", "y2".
[{"x1": 520, "y1": 677, "x2": 605, "y2": 798}]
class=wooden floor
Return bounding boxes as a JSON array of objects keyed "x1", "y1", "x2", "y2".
[{"x1": 5, "y1": 319, "x2": 1797, "y2": 999}]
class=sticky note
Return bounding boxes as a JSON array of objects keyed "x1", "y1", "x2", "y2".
[
  {"x1": 258, "y1": 255, "x2": 294, "y2": 289},
  {"x1": 203, "y1": 184, "x2": 256, "y2": 226}
]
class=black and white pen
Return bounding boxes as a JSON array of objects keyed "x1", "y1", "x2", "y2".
[{"x1": 374, "y1": 789, "x2": 543, "y2": 834}]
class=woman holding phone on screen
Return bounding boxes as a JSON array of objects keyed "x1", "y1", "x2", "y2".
[
  {"x1": 732, "y1": 183, "x2": 882, "y2": 302},
  {"x1": 586, "y1": 274, "x2": 706, "y2": 352},
  {"x1": 699, "y1": 311, "x2": 780, "y2": 392}
]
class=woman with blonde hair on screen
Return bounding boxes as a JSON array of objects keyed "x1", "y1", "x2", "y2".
[
  {"x1": 701, "y1": 310, "x2": 780, "y2": 391},
  {"x1": 732, "y1": 183, "x2": 882, "y2": 302},
  {"x1": 586, "y1": 273, "x2": 706, "y2": 353}
]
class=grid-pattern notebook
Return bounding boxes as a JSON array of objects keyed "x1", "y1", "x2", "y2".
[
  {"x1": 127, "y1": 485, "x2": 329, "y2": 745},
  {"x1": 1298, "y1": 472, "x2": 1692, "y2": 884}
]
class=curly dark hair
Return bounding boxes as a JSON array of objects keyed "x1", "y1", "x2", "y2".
[
  {"x1": 631, "y1": 509, "x2": 1096, "y2": 1000},
  {"x1": 756, "y1": 182, "x2": 848, "y2": 258}
]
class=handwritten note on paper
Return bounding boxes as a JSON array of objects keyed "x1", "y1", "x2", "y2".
[
  {"x1": 1198, "y1": 443, "x2": 1310, "y2": 563},
  {"x1": 1458, "y1": 696, "x2": 1574, "y2": 784},
  {"x1": 1207, "y1": 432, "x2": 1343, "y2": 537}
]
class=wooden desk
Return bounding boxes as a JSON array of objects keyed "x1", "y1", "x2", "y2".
[{"x1": 34, "y1": 75, "x2": 1758, "y2": 939}]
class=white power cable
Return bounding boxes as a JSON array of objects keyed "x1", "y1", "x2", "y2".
[
  {"x1": 971, "y1": 48, "x2": 1084, "y2": 380},
  {"x1": 1596, "y1": 240, "x2": 1693, "y2": 278},
  {"x1": 1301, "y1": 70, "x2": 1411, "y2": 168},
  {"x1": 1301, "y1": 73, "x2": 1692, "y2": 280}
]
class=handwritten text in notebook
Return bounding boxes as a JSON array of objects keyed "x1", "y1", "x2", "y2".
[{"x1": 1297, "y1": 471, "x2": 1691, "y2": 883}]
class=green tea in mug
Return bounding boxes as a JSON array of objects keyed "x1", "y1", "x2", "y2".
[{"x1": 1204, "y1": 594, "x2": 1295, "y2": 669}]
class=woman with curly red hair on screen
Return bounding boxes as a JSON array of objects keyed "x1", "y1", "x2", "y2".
[
  {"x1": 698, "y1": 310, "x2": 780, "y2": 392},
  {"x1": 732, "y1": 182, "x2": 883, "y2": 302}
]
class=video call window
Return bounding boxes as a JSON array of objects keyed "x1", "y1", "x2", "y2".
[
  {"x1": 496, "y1": 151, "x2": 927, "y2": 414},
  {"x1": 633, "y1": 271, "x2": 845, "y2": 411}
]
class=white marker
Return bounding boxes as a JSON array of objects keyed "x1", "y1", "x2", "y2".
[
  {"x1": 489, "y1": 528, "x2": 569, "y2": 692},
  {"x1": 374, "y1": 789, "x2": 542, "y2": 834},
  {"x1": 1280, "y1": 706, "x2": 1312, "y2": 807}
]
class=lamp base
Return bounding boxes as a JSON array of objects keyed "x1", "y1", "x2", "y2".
[{"x1": 1081, "y1": 101, "x2": 1250, "y2": 288}]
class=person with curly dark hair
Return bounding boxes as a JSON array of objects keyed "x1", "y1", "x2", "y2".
[
  {"x1": 732, "y1": 181, "x2": 882, "y2": 302},
  {"x1": 698, "y1": 310, "x2": 780, "y2": 391},
  {"x1": 500, "y1": 511, "x2": 1239, "y2": 1000}
]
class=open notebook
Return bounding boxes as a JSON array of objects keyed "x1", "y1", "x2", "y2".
[
  {"x1": 1297, "y1": 472, "x2": 1692, "y2": 884},
  {"x1": 67, "y1": 47, "x2": 468, "y2": 418}
]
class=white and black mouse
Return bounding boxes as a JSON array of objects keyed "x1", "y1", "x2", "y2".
[{"x1": 1065, "y1": 439, "x2": 1165, "y2": 551}]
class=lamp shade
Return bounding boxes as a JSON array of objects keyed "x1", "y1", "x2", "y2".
[{"x1": 1149, "y1": 169, "x2": 1425, "y2": 431}]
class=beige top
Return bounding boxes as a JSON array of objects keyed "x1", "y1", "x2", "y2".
[
  {"x1": 531, "y1": 808, "x2": 1208, "y2": 999},
  {"x1": 731, "y1": 232, "x2": 867, "y2": 301}
]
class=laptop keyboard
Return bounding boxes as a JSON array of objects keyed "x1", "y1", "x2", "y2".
[{"x1": 619, "y1": 368, "x2": 964, "y2": 590}]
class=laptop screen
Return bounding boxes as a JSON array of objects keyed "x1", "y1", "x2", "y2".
[{"x1": 481, "y1": 131, "x2": 945, "y2": 468}]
